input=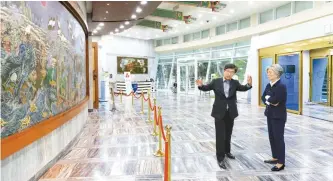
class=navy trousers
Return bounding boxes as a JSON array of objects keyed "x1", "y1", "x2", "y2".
[{"x1": 267, "y1": 117, "x2": 286, "y2": 164}]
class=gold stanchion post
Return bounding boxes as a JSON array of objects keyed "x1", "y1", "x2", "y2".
[
  {"x1": 154, "y1": 108, "x2": 164, "y2": 157},
  {"x1": 140, "y1": 92, "x2": 144, "y2": 114},
  {"x1": 146, "y1": 90, "x2": 152, "y2": 123},
  {"x1": 166, "y1": 125, "x2": 172, "y2": 181},
  {"x1": 151, "y1": 98, "x2": 158, "y2": 136}
]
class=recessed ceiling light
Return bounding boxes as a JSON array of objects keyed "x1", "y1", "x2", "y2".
[
  {"x1": 115, "y1": 29, "x2": 119, "y2": 32},
  {"x1": 99, "y1": 23, "x2": 104, "y2": 26},
  {"x1": 96, "y1": 26, "x2": 101, "y2": 30},
  {"x1": 155, "y1": 35, "x2": 159, "y2": 37},
  {"x1": 107, "y1": 3, "x2": 110, "y2": 6},
  {"x1": 106, "y1": 11, "x2": 109, "y2": 14},
  {"x1": 125, "y1": 21, "x2": 130, "y2": 25},
  {"x1": 93, "y1": 30, "x2": 97, "y2": 33},
  {"x1": 230, "y1": 9, "x2": 234, "y2": 13},
  {"x1": 127, "y1": 34, "x2": 130, "y2": 36},
  {"x1": 120, "y1": 25, "x2": 124, "y2": 29},
  {"x1": 136, "y1": 32, "x2": 139, "y2": 34},
  {"x1": 186, "y1": 26, "x2": 189, "y2": 29},
  {"x1": 213, "y1": 16, "x2": 217, "y2": 20},
  {"x1": 248, "y1": 1, "x2": 253, "y2": 5},
  {"x1": 110, "y1": 32, "x2": 113, "y2": 34},
  {"x1": 104, "y1": 17, "x2": 106, "y2": 20},
  {"x1": 136, "y1": 7, "x2": 142, "y2": 13},
  {"x1": 198, "y1": 14, "x2": 202, "y2": 18},
  {"x1": 137, "y1": 36, "x2": 141, "y2": 39},
  {"x1": 141, "y1": 1, "x2": 147, "y2": 5},
  {"x1": 131, "y1": 14, "x2": 137, "y2": 19},
  {"x1": 200, "y1": 21, "x2": 204, "y2": 25}
]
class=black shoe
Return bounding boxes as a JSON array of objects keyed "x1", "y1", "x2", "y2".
[
  {"x1": 217, "y1": 160, "x2": 227, "y2": 169},
  {"x1": 264, "y1": 159, "x2": 278, "y2": 164},
  {"x1": 226, "y1": 153, "x2": 235, "y2": 159},
  {"x1": 271, "y1": 164, "x2": 285, "y2": 171}
]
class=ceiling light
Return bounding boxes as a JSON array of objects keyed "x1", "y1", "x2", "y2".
[
  {"x1": 198, "y1": 14, "x2": 202, "y2": 18},
  {"x1": 120, "y1": 25, "x2": 124, "y2": 29},
  {"x1": 104, "y1": 17, "x2": 106, "y2": 20},
  {"x1": 96, "y1": 26, "x2": 101, "y2": 30},
  {"x1": 230, "y1": 9, "x2": 234, "y2": 13},
  {"x1": 115, "y1": 29, "x2": 119, "y2": 32},
  {"x1": 186, "y1": 26, "x2": 189, "y2": 29},
  {"x1": 107, "y1": 3, "x2": 110, "y2": 6},
  {"x1": 99, "y1": 23, "x2": 104, "y2": 26},
  {"x1": 248, "y1": 1, "x2": 253, "y2": 5},
  {"x1": 136, "y1": 7, "x2": 142, "y2": 13},
  {"x1": 110, "y1": 32, "x2": 113, "y2": 35},
  {"x1": 131, "y1": 14, "x2": 137, "y2": 19},
  {"x1": 125, "y1": 21, "x2": 130, "y2": 25},
  {"x1": 106, "y1": 11, "x2": 109, "y2": 14},
  {"x1": 213, "y1": 16, "x2": 217, "y2": 20},
  {"x1": 200, "y1": 21, "x2": 204, "y2": 25},
  {"x1": 93, "y1": 30, "x2": 97, "y2": 33},
  {"x1": 141, "y1": 1, "x2": 147, "y2": 5},
  {"x1": 155, "y1": 35, "x2": 159, "y2": 37},
  {"x1": 136, "y1": 32, "x2": 139, "y2": 34}
]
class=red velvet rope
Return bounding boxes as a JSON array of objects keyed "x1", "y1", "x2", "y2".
[
  {"x1": 148, "y1": 98, "x2": 155, "y2": 111},
  {"x1": 159, "y1": 114, "x2": 166, "y2": 141},
  {"x1": 143, "y1": 94, "x2": 149, "y2": 102},
  {"x1": 134, "y1": 93, "x2": 141, "y2": 99},
  {"x1": 164, "y1": 140, "x2": 169, "y2": 181}
]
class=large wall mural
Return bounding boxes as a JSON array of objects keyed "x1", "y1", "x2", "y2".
[{"x1": 0, "y1": 1, "x2": 86, "y2": 138}]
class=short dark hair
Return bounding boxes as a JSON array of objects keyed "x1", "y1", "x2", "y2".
[{"x1": 224, "y1": 63, "x2": 238, "y2": 73}]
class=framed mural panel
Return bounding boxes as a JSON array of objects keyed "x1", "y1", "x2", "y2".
[
  {"x1": 117, "y1": 56, "x2": 148, "y2": 74},
  {"x1": 0, "y1": 1, "x2": 87, "y2": 138}
]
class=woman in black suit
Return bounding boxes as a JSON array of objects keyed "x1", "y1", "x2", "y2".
[{"x1": 261, "y1": 64, "x2": 287, "y2": 171}]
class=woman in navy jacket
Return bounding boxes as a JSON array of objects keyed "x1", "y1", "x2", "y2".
[{"x1": 261, "y1": 64, "x2": 287, "y2": 171}]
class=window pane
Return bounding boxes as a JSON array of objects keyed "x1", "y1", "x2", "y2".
[
  {"x1": 212, "y1": 44, "x2": 233, "y2": 50},
  {"x1": 295, "y1": 1, "x2": 313, "y2": 13},
  {"x1": 164, "y1": 38, "x2": 171, "y2": 45},
  {"x1": 216, "y1": 25, "x2": 226, "y2": 35},
  {"x1": 193, "y1": 32, "x2": 201, "y2": 40},
  {"x1": 236, "y1": 40, "x2": 251, "y2": 47},
  {"x1": 260, "y1": 9, "x2": 273, "y2": 24},
  {"x1": 197, "y1": 61, "x2": 209, "y2": 81},
  {"x1": 171, "y1": 37, "x2": 178, "y2": 44},
  {"x1": 227, "y1": 22, "x2": 237, "y2": 32},
  {"x1": 201, "y1": 29, "x2": 210, "y2": 38},
  {"x1": 239, "y1": 17, "x2": 250, "y2": 29},
  {"x1": 234, "y1": 47, "x2": 250, "y2": 57},
  {"x1": 208, "y1": 61, "x2": 218, "y2": 82},
  {"x1": 184, "y1": 34, "x2": 192, "y2": 42},
  {"x1": 233, "y1": 58, "x2": 248, "y2": 83},
  {"x1": 156, "y1": 40, "x2": 162, "y2": 47},
  {"x1": 216, "y1": 59, "x2": 232, "y2": 76},
  {"x1": 276, "y1": 3, "x2": 291, "y2": 19},
  {"x1": 158, "y1": 58, "x2": 173, "y2": 63},
  {"x1": 162, "y1": 64, "x2": 172, "y2": 88},
  {"x1": 156, "y1": 64, "x2": 165, "y2": 89}
]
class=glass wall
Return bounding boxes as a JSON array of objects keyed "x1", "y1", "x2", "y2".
[
  {"x1": 156, "y1": 41, "x2": 250, "y2": 91},
  {"x1": 277, "y1": 53, "x2": 302, "y2": 113},
  {"x1": 259, "y1": 57, "x2": 274, "y2": 105}
]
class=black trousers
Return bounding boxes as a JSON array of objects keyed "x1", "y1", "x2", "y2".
[
  {"x1": 214, "y1": 110, "x2": 234, "y2": 161},
  {"x1": 267, "y1": 117, "x2": 286, "y2": 164}
]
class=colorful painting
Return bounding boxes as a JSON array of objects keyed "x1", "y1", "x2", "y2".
[
  {"x1": 117, "y1": 56, "x2": 148, "y2": 74},
  {"x1": 0, "y1": 1, "x2": 86, "y2": 138}
]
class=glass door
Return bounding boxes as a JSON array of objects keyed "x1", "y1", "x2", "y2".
[
  {"x1": 330, "y1": 55, "x2": 333, "y2": 107},
  {"x1": 259, "y1": 57, "x2": 274, "y2": 106},
  {"x1": 177, "y1": 59, "x2": 197, "y2": 94},
  {"x1": 277, "y1": 52, "x2": 302, "y2": 114},
  {"x1": 310, "y1": 57, "x2": 329, "y2": 105}
]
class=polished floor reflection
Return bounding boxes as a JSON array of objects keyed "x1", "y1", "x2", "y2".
[{"x1": 40, "y1": 93, "x2": 333, "y2": 181}]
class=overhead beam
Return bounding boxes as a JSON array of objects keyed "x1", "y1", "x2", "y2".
[
  {"x1": 137, "y1": 20, "x2": 172, "y2": 32},
  {"x1": 167, "y1": 1, "x2": 227, "y2": 12},
  {"x1": 151, "y1": 8, "x2": 183, "y2": 21}
]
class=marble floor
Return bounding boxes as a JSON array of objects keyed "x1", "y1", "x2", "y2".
[
  {"x1": 302, "y1": 103, "x2": 333, "y2": 122},
  {"x1": 39, "y1": 92, "x2": 333, "y2": 181}
]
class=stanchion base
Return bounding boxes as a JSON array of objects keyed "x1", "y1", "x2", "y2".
[
  {"x1": 140, "y1": 111, "x2": 144, "y2": 114},
  {"x1": 151, "y1": 131, "x2": 158, "y2": 136},
  {"x1": 154, "y1": 150, "x2": 164, "y2": 157},
  {"x1": 146, "y1": 119, "x2": 153, "y2": 123}
]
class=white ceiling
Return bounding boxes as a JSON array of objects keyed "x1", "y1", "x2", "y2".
[{"x1": 115, "y1": 1, "x2": 290, "y2": 40}]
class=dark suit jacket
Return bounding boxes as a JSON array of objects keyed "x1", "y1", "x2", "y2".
[
  {"x1": 198, "y1": 78, "x2": 252, "y2": 120},
  {"x1": 261, "y1": 80, "x2": 287, "y2": 120}
]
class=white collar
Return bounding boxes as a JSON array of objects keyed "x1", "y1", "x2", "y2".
[{"x1": 270, "y1": 79, "x2": 280, "y2": 86}]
